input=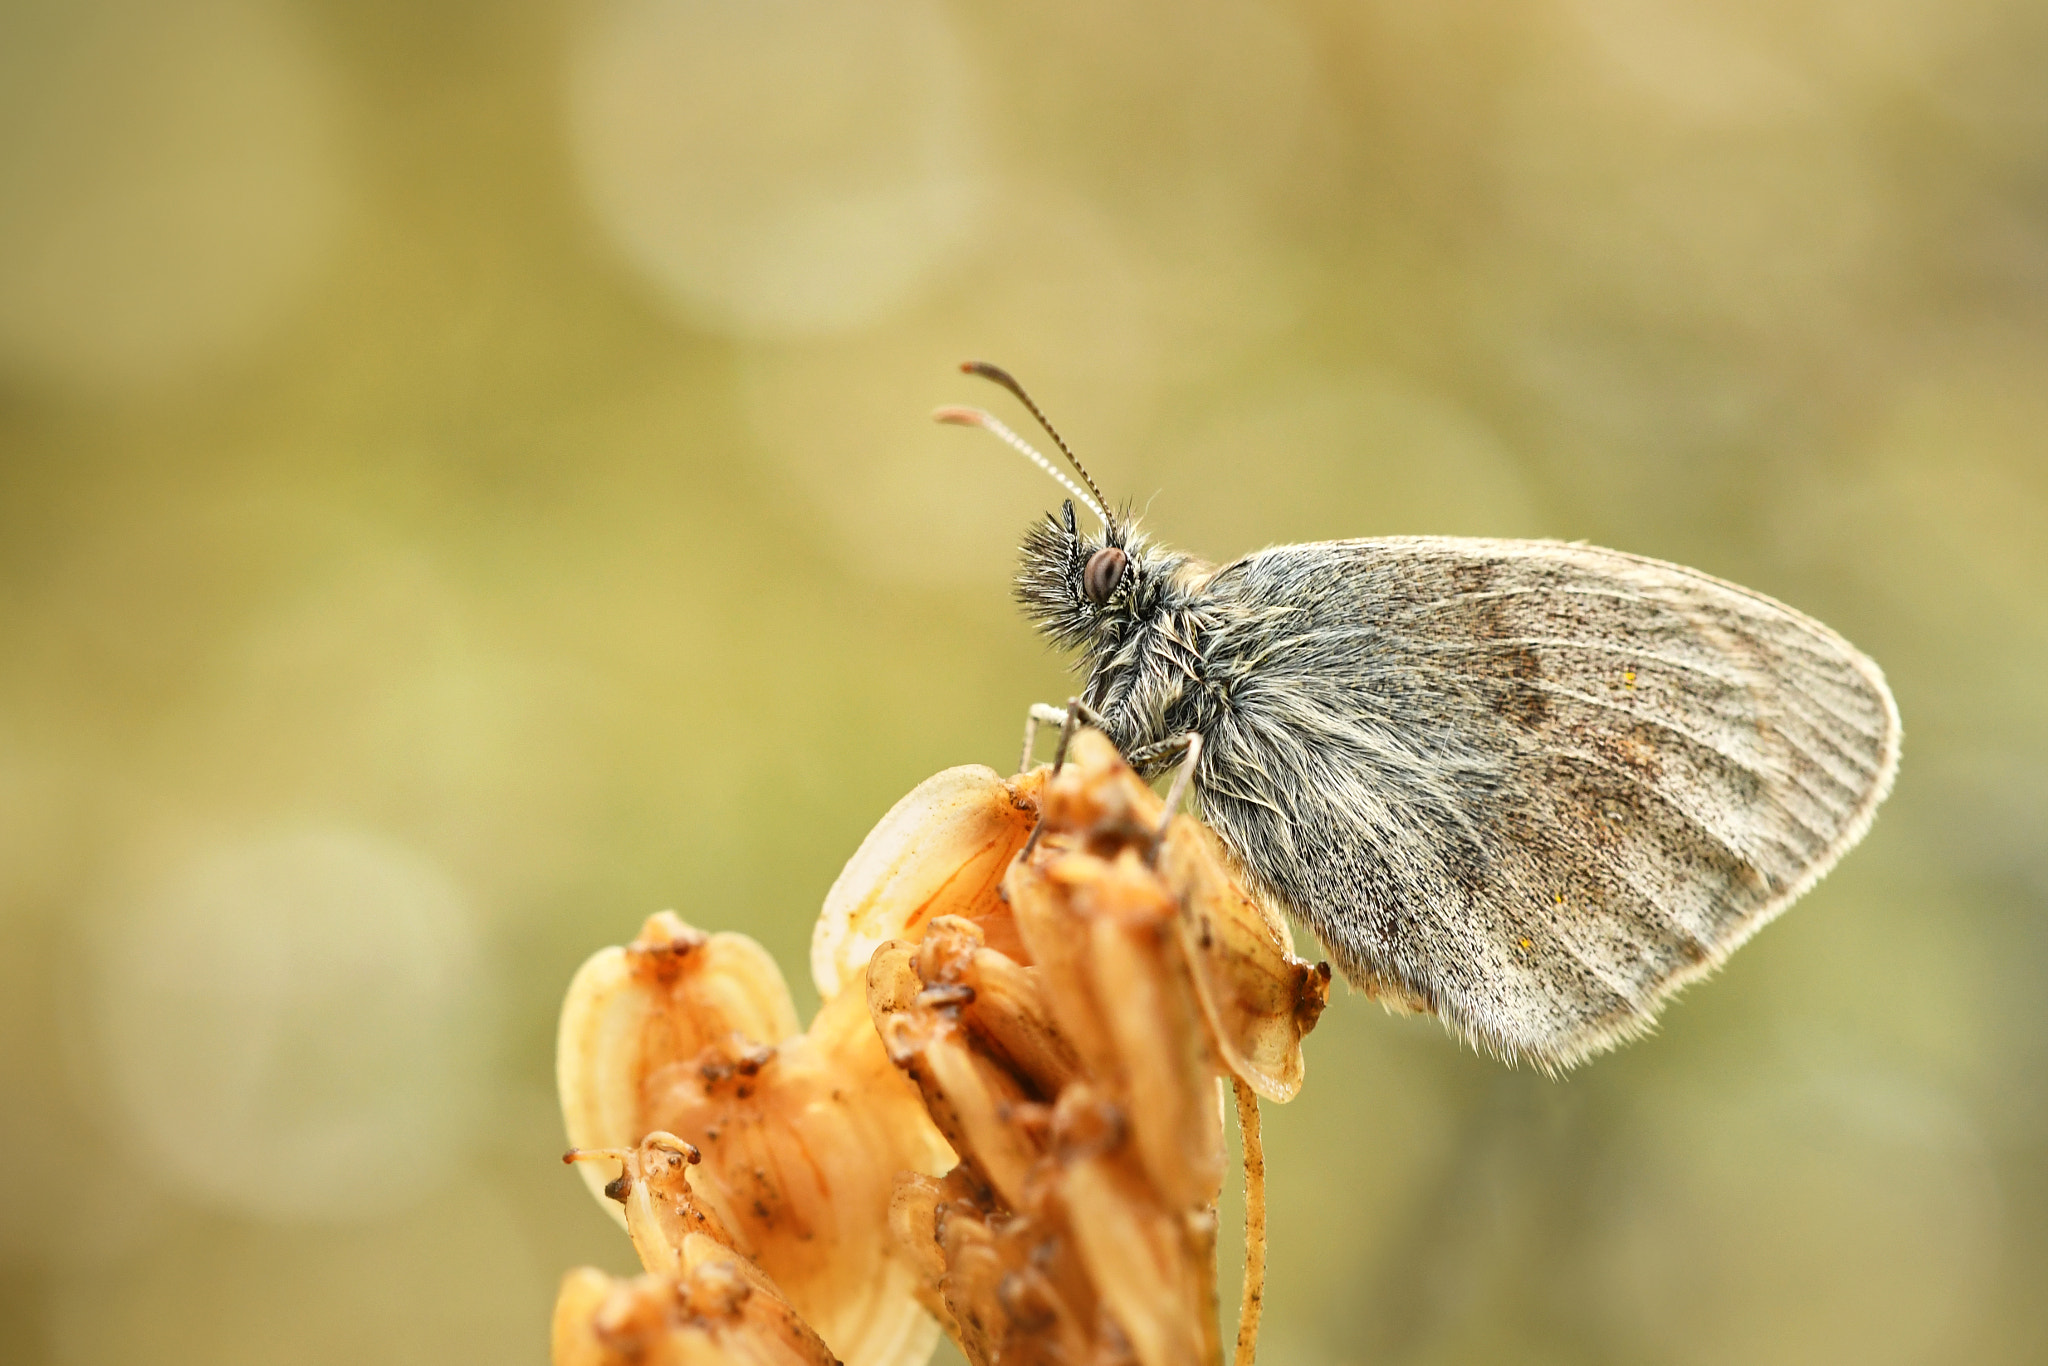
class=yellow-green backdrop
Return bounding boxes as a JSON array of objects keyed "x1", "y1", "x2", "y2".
[{"x1": 2, "y1": 2, "x2": 2043, "y2": 1363}]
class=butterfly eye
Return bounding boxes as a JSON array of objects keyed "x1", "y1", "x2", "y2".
[{"x1": 1083, "y1": 547, "x2": 1128, "y2": 605}]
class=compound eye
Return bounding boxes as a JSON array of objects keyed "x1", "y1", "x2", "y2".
[{"x1": 1082, "y1": 547, "x2": 1128, "y2": 606}]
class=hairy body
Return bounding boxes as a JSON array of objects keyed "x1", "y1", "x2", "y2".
[{"x1": 1018, "y1": 505, "x2": 1900, "y2": 1068}]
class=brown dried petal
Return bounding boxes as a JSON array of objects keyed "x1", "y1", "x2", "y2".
[
  {"x1": 889, "y1": 1168, "x2": 1100, "y2": 1366},
  {"x1": 812, "y1": 766, "x2": 1042, "y2": 1000},
  {"x1": 933, "y1": 1206, "x2": 1008, "y2": 1366},
  {"x1": 888, "y1": 1172, "x2": 949, "y2": 1297},
  {"x1": 582, "y1": 1131, "x2": 739, "y2": 1274},
  {"x1": 958, "y1": 957, "x2": 1083, "y2": 1102},
  {"x1": 1158, "y1": 821, "x2": 1331, "y2": 1102},
  {"x1": 913, "y1": 916, "x2": 1082, "y2": 1101},
  {"x1": 1003, "y1": 862, "x2": 1119, "y2": 1076},
  {"x1": 560, "y1": 912, "x2": 802, "y2": 1221},
  {"x1": 561, "y1": 911, "x2": 951, "y2": 1366},
  {"x1": 1040, "y1": 731, "x2": 1328, "y2": 1102}
]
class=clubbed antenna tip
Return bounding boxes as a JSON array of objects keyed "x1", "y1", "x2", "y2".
[
  {"x1": 949, "y1": 362, "x2": 1114, "y2": 531},
  {"x1": 933, "y1": 403, "x2": 1105, "y2": 524}
]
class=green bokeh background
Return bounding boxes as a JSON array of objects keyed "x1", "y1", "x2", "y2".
[{"x1": 3, "y1": 2, "x2": 2044, "y2": 1363}]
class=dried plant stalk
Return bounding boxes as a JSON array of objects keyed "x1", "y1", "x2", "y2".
[
  {"x1": 551, "y1": 734, "x2": 1328, "y2": 1366},
  {"x1": 1229, "y1": 1079, "x2": 1266, "y2": 1366}
]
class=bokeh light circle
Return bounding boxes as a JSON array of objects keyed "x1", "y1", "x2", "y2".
[
  {"x1": 568, "y1": 0, "x2": 984, "y2": 339},
  {"x1": 1592, "y1": 1064, "x2": 1998, "y2": 1366},
  {"x1": 87, "y1": 826, "x2": 492, "y2": 1223},
  {"x1": 0, "y1": 0, "x2": 347, "y2": 393}
]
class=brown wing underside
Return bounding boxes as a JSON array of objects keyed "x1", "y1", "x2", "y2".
[{"x1": 1194, "y1": 538, "x2": 1900, "y2": 1069}]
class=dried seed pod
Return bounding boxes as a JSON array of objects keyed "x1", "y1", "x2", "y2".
[
  {"x1": 564, "y1": 1130, "x2": 738, "y2": 1274},
  {"x1": 919, "y1": 916, "x2": 1081, "y2": 1099},
  {"x1": 1040, "y1": 730, "x2": 1331, "y2": 1100},
  {"x1": 1009, "y1": 849, "x2": 1223, "y2": 1212},
  {"x1": 551, "y1": 1235, "x2": 839, "y2": 1366},
  {"x1": 869, "y1": 937, "x2": 1049, "y2": 1212},
  {"x1": 1047, "y1": 1084, "x2": 1221, "y2": 1366},
  {"x1": 892, "y1": 1167, "x2": 1104, "y2": 1366},
  {"x1": 559, "y1": 910, "x2": 952, "y2": 1366},
  {"x1": 559, "y1": 911, "x2": 800, "y2": 1215},
  {"x1": 1157, "y1": 823, "x2": 1331, "y2": 1102}
]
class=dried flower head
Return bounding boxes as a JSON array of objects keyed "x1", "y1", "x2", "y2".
[
  {"x1": 552, "y1": 732, "x2": 1328, "y2": 1366},
  {"x1": 871, "y1": 731, "x2": 1328, "y2": 1366},
  {"x1": 556, "y1": 911, "x2": 952, "y2": 1366}
]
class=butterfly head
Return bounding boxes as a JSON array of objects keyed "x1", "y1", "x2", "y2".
[
  {"x1": 937, "y1": 360, "x2": 1208, "y2": 687},
  {"x1": 1014, "y1": 498, "x2": 1160, "y2": 653}
]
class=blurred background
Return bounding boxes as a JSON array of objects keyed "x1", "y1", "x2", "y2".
[{"x1": 1, "y1": 1, "x2": 2044, "y2": 1362}]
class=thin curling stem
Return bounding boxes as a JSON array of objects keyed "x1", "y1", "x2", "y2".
[
  {"x1": 1232, "y1": 1076, "x2": 1268, "y2": 1366},
  {"x1": 561, "y1": 1147, "x2": 631, "y2": 1165}
]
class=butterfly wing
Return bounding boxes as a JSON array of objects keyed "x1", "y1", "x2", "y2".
[{"x1": 1187, "y1": 537, "x2": 1900, "y2": 1069}]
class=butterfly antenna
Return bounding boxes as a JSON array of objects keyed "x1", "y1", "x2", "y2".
[
  {"x1": 959, "y1": 361, "x2": 1115, "y2": 530},
  {"x1": 934, "y1": 406, "x2": 1106, "y2": 524}
]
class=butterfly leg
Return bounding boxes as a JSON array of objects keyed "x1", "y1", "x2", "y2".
[
  {"x1": 1021, "y1": 697, "x2": 1108, "y2": 775},
  {"x1": 1050, "y1": 697, "x2": 1111, "y2": 774},
  {"x1": 1020, "y1": 702, "x2": 1070, "y2": 773},
  {"x1": 1129, "y1": 731, "x2": 1203, "y2": 858},
  {"x1": 1020, "y1": 697, "x2": 1110, "y2": 859}
]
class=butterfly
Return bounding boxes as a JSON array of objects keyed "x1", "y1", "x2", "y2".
[{"x1": 940, "y1": 362, "x2": 1900, "y2": 1070}]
